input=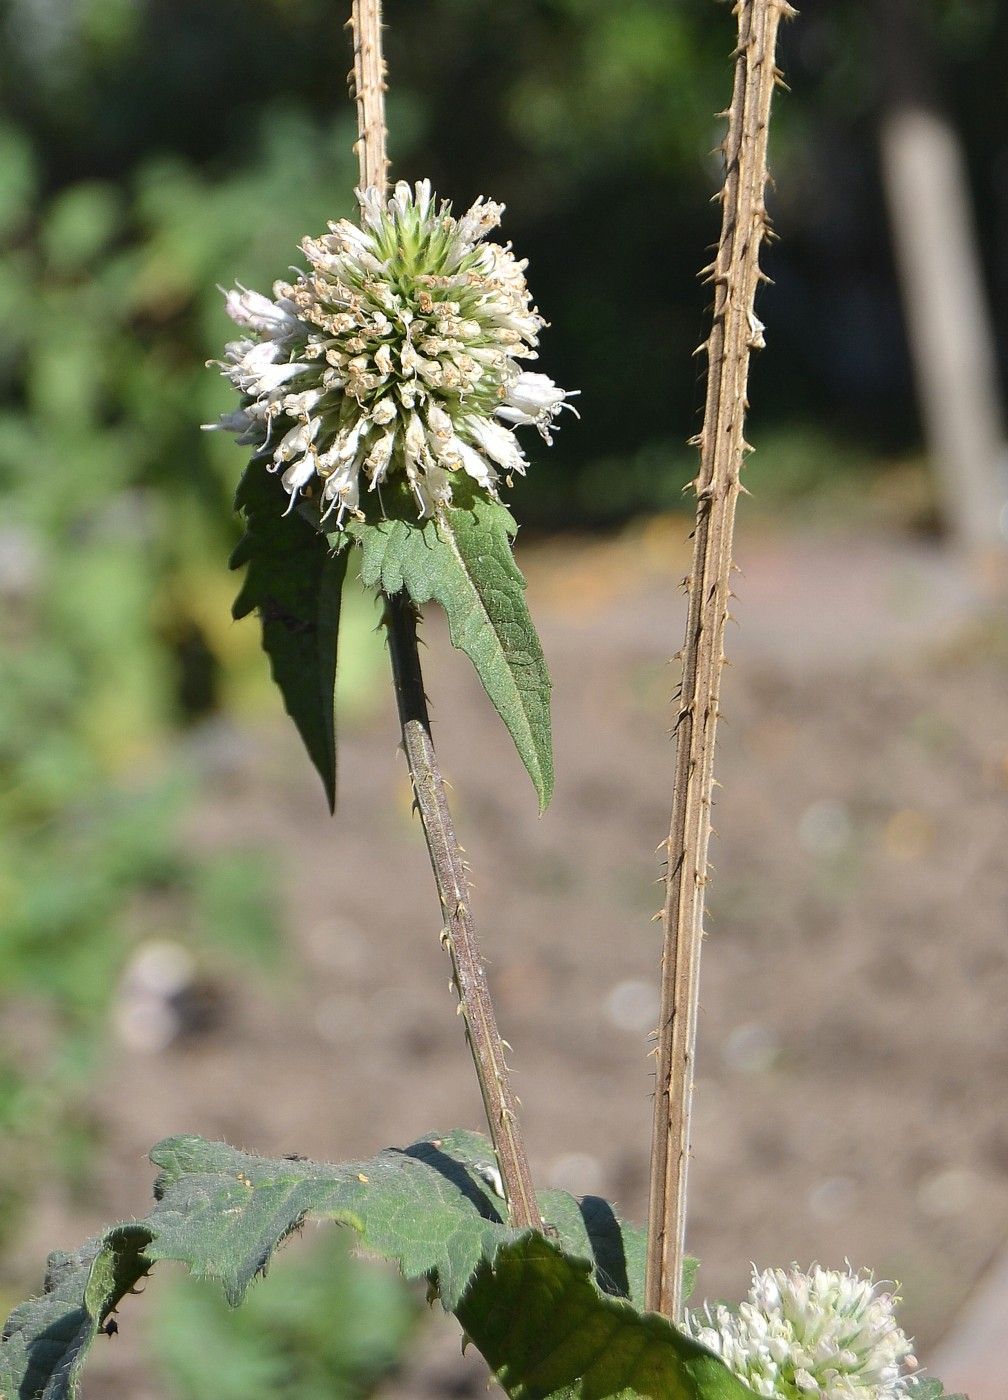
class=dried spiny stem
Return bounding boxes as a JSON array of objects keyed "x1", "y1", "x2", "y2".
[
  {"x1": 350, "y1": 0, "x2": 388, "y2": 191},
  {"x1": 645, "y1": 0, "x2": 794, "y2": 1322},
  {"x1": 385, "y1": 596, "x2": 540, "y2": 1230}
]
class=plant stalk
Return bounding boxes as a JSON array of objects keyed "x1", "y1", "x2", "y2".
[
  {"x1": 350, "y1": 0, "x2": 389, "y2": 191},
  {"x1": 385, "y1": 595, "x2": 540, "y2": 1230},
  {"x1": 347, "y1": 0, "x2": 539, "y2": 1231},
  {"x1": 645, "y1": 0, "x2": 794, "y2": 1321}
]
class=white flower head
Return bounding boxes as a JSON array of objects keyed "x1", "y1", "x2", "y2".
[
  {"x1": 206, "y1": 180, "x2": 577, "y2": 524},
  {"x1": 685, "y1": 1264, "x2": 919, "y2": 1399}
]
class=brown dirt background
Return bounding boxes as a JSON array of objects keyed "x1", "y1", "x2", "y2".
[{"x1": 13, "y1": 520, "x2": 1008, "y2": 1397}]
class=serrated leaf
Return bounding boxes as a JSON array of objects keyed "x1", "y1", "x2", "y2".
[
  {"x1": 458, "y1": 1237, "x2": 748, "y2": 1400},
  {"x1": 0, "y1": 1224, "x2": 150, "y2": 1400},
  {"x1": 347, "y1": 482, "x2": 553, "y2": 808},
  {"x1": 0, "y1": 1131, "x2": 727, "y2": 1400},
  {"x1": 230, "y1": 460, "x2": 348, "y2": 811},
  {"x1": 146, "y1": 1130, "x2": 504, "y2": 1314}
]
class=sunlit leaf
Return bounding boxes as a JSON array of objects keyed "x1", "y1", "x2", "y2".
[{"x1": 0, "y1": 1131, "x2": 721, "y2": 1400}]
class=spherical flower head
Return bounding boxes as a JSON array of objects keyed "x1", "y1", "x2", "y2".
[
  {"x1": 205, "y1": 179, "x2": 577, "y2": 524},
  {"x1": 685, "y1": 1264, "x2": 919, "y2": 1399}
]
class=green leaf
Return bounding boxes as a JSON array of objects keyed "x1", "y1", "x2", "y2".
[
  {"x1": 230, "y1": 460, "x2": 348, "y2": 811},
  {"x1": 458, "y1": 1238, "x2": 748, "y2": 1400},
  {"x1": 909, "y1": 1382, "x2": 969, "y2": 1400},
  {"x1": 0, "y1": 1130, "x2": 732, "y2": 1400},
  {"x1": 0, "y1": 1223, "x2": 150, "y2": 1400},
  {"x1": 347, "y1": 482, "x2": 554, "y2": 808}
]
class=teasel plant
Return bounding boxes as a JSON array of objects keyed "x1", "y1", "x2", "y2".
[{"x1": 0, "y1": 2, "x2": 968, "y2": 1398}]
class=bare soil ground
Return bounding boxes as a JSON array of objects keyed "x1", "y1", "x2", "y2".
[{"x1": 15, "y1": 521, "x2": 1008, "y2": 1397}]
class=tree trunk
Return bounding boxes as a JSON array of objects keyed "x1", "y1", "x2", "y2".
[{"x1": 876, "y1": 0, "x2": 1007, "y2": 557}]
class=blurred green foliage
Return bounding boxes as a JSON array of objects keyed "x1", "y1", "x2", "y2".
[
  {"x1": 152, "y1": 1233, "x2": 420, "y2": 1400},
  {"x1": 0, "y1": 91, "x2": 355, "y2": 1253}
]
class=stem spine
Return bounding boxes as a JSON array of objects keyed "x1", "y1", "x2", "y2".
[
  {"x1": 645, "y1": 0, "x2": 794, "y2": 1322},
  {"x1": 385, "y1": 596, "x2": 540, "y2": 1230}
]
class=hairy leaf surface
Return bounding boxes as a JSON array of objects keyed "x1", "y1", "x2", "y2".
[
  {"x1": 231, "y1": 460, "x2": 348, "y2": 811},
  {"x1": 0, "y1": 1225, "x2": 151, "y2": 1400},
  {"x1": 910, "y1": 1383, "x2": 969, "y2": 1399},
  {"x1": 1, "y1": 1131, "x2": 725, "y2": 1400}
]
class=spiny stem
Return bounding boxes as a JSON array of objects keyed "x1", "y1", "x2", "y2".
[
  {"x1": 350, "y1": 0, "x2": 389, "y2": 191},
  {"x1": 385, "y1": 595, "x2": 540, "y2": 1230},
  {"x1": 347, "y1": 1, "x2": 538, "y2": 1230},
  {"x1": 645, "y1": 0, "x2": 794, "y2": 1322}
]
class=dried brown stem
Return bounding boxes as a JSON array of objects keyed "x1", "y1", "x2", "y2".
[
  {"x1": 350, "y1": 0, "x2": 389, "y2": 191},
  {"x1": 347, "y1": 1, "x2": 539, "y2": 1229},
  {"x1": 645, "y1": 0, "x2": 794, "y2": 1321},
  {"x1": 385, "y1": 596, "x2": 540, "y2": 1230}
]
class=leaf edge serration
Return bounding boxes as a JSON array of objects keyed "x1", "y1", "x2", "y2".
[
  {"x1": 345, "y1": 482, "x2": 554, "y2": 809},
  {"x1": 1, "y1": 1130, "x2": 732, "y2": 1400}
]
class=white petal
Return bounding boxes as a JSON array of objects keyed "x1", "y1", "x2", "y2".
[
  {"x1": 464, "y1": 415, "x2": 527, "y2": 474},
  {"x1": 404, "y1": 411, "x2": 427, "y2": 465},
  {"x1": 223, "y1": 284, "x2": 298, "y2": 336},
  {"x1": 357, "y1": 185, "x2": 386, "y2": 231},
  {"x1": 276, "y1": 416, "x2": 321, "y2": 462},
  {"x1": 414, "y1": 179, "x2": 433, "y2": 220},
  {"x1": 329, "y1": 218, "x2": 377, "y2": 257},
  {"x1": 426, "y1": 402, "x2": 453, "y2": 445},
  {"x1": 416, "y1": 464, "x2": 452, "y2": 515},
  {"x1": 498, "y1": 371, "x2": 579, "y2": 441},
  {"x1": 457, "y1": 196, "x2": 505, "y2": 244},
  {"x1": 282, "y1": 389, "x2": 323, "y2": 417},
  {"x1": 319, "y1": 417, "x2": 366, "y2": 471},
  {"x1": 201, "y1": 408, "x2": 253, "y2": 435},
  {"x1": 244, "y1": 360, "x2": 309, "y2": 395},
  {"x1": 320, "y1": 459, "x2": 361, "y2": 523},
  {"x1": 365, "y1": 429, "x2": 396, "y2": 484},
  {"x1": 452, "y1": 438, "x2": 495, "y2": 489},
  {"x1": 280, "y1": 453, "x2": 318, "y2": 506}
]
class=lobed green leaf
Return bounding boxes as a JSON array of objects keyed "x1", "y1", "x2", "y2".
[
  {"x1": 0, "y1": 1224, "x2": 151, "y2": 1400},
  {"x1": 1, "y1": 1130, "x2": 723, "y2": 1400},
  {"x1": 458, "y1": 1237, "x2": 743, "y2": 1400}
]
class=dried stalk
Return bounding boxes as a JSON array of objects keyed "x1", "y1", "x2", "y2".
[
  {"x1": 385, "y1": 596, "x2": 540, "y2": 1230},
  {"x1": 645, "y1": 0, "x2": 794, "y2": 1321},
  {"x1": 350, "y1": 0, "x2": 389, "y2": 191},
  {"x1": 347, "y1": 0, "x2": 539, "y2": 1231}
]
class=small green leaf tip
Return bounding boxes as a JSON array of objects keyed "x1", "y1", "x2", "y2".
[
  {"x1": 231, "y1": 460, "x2": 347, "y2": 811},
  {"x1": 347, "y1": 480, "x2": 553, "y2": 808}
]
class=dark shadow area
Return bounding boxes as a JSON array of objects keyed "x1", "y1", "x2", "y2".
[
  {"x1": 577, "y1": 1196, "x2": 631, "y2": 1301},
  {"x1": 398, "y1": 1145, "x2": 505, "y2": 1227}
]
